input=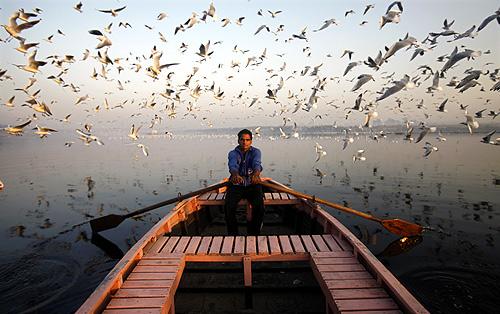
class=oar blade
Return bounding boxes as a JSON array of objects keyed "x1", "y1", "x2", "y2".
[
  {"x1": 382, "y1": 218, "x2": 423, "y2": 237},
  {"x1": 90, "y1": 214, "x2": 125, "y2": 233}
]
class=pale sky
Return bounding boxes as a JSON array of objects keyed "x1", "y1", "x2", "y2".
[{"x1": 1, "y1": 0, "x2": 499, "y2": 131}]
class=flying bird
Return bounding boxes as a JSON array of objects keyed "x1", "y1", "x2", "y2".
[{"x1": 98, "y1": 6, "x2": 126, "y2": 17}]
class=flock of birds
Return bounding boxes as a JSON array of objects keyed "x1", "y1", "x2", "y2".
[{"x1": 1, "y1": 1, "x2": 499, "y2": 165}]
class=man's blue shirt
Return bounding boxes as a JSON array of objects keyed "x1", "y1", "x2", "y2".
[{"x1": 228, "y1": 146, "x2": 262, "y2": 186}]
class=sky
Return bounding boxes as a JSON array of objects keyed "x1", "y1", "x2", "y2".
[{"x1": 1, "y1": 0, "x2": 499, "y2": 132}]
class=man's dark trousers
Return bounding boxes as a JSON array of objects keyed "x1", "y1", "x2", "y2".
[{"x1": 224, "y1": 184, "x2": 265, "y2": 235}]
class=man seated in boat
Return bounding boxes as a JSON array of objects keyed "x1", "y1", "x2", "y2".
[{"x1": 224, "y1": 129, "x2": 264, "y2": 236}]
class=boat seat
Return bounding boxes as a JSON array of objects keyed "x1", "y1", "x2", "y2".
[
  {"x1": 197, "y1": 191, "x2": 301, "y2": 221},
  {"x1": 197, "y1": 191, "x2": 301, "y2": 206}
]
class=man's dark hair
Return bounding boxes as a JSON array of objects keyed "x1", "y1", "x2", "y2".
[{"x1": 238, "y1": 129, "x2": 253, "y2": 139}]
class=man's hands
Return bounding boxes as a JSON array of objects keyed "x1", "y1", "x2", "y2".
[
  {"x1": 230, "y1": 173, "x2": 244, "y2": 184},
  {"x1": 229, "y1": 170, "x2": 261, "y2": 185},
  {"x1": 250, "y1": 171, "x2": 261, "y2": 184}
]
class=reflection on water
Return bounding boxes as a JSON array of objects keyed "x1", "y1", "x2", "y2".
[{"x1": 0, "y1": 130, "x2": 499, "y2": 313}]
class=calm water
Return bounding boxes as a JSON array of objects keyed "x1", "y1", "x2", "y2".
[{"x1": 0, "y1": 129, "x2": 499, "y2": 313}]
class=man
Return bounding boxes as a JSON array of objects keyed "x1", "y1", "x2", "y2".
[{"x1": 224, "y1": 129, "x2": 264, "y2": 235}]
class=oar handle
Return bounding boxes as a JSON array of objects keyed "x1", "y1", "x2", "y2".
[
  {"x1": 122, "y1": 181, "x2": 229, "y2": 219},
  {"x1": 260, "y1": 181, "x2": 381, "y2": 223}
]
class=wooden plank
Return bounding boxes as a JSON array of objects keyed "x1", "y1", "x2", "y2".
[
  {"x1": 325, "y1": 278, "x2": 379, "y2": 289},
  {"x1": 121, "y1": 280, "x2": 174, "y2": 289},
  {"x1": 114, "y1": 288, "x2": 170, "y2": 298},
  {"x1": 313, "y1": 257, "x2": 359, "y2": 265},
  {"x1": 311, "y1": 251, "x2": 353, "y2": 258},
  {"x1": 137, "y1": 259, "x2": 180, "y2": 266},
  {"x1": 278, "y1": 235, "x2": 294, "y2": 254},
  {"x1": 321, "y1": 234, "x2": 343, "y2": 251},
  {"x1": 127, "y1": 272, "x2": 177, "y2": 280},
  {"x1": 246, "y1": 236, "x2": 257, "y2": 255},
  {"x1": 301, "y1": 235, "x2": 318, "y2": 252},
  {"x1": 209, "y1": 236, "x2": 223, "y2": 254},
  {"x1": 321, "y1": 271, "x2": 373, "y2": 280},
  {"x1": 107, "y1": 297, "x2": 164, "y2": 309},
  {"x1": 160, "y1": 236, "x2": 180, "y2": 254},
  {"x1": 312, "y1": 234, "x2": 330, "y2": 252},
  {"x1": 336, "y1": 298, "x2": 399, "y2": 311},
  {"x1": 268, "y1": 235, "x2": 281, "y2": 254},
  {"x1": 103, "y1": 309, "x2": 161, "y2": 314},
  {"x1": 133, "y1": 265, "x2": 178, "y2": 273},
  {"x1": 279, "y1": 192, "x2": 289, "y2": 200},
  {"x1": 332, "y1": 233, "x2": 352, "y2": 251},
  {"x1": 243, "y1": 256, "x2": 252, "y2": 287},
  {"x1": 234, "y1": 236, "x2": 245, "y2": 254},
  {"x1": 317, "y1": 264, "x2": 365, "y2": 272},
  {"x1": 148, "y1": 236, "x2": 169, "y2": 254},
  {"x1": 173, "y1": 236, "x2": 191, "y2": 253},
  {"x1": 331, "y1": 288, "x2": 389, "y2": 300},
  {"x1": 185, "y1": 236, "x2": 201, "y2": 254},
  {"x1": 221, "y1": 236, "x2": 234, "y2": 254},
  {"x1": 197, "y1": 236, "x2": 212, "y2": 255},
  {"x1": 198, "y1": 193, "x2": 210, "y2": 200},
  {"x1": 290, "y1": 235, "x2": 306, "y2": 253},
  {"x1": 257, "y1": 236, "x2": 269, "y2": 255}
]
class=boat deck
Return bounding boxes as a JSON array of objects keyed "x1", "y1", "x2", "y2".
[
  {"x1": 79, "y1": 189, "x2": 427, "y2": 314},
  {"x1": 101, "y1": 234, "x2": 405, "y2": 313}
]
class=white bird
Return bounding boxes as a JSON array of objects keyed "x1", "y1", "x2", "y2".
[
  {"x1": 351, "y1": 74, "x2": 374, "y2": 92},
  {"x1": 423, "y1": 142, "x2": 438, "y2": 158},
  {"x1": 481, "y1": 130, "x2": 498, "y2": 145},
  {"x1": 380, "y1": 1, "x2": 403, "y2": 29},
  {"x1": 98, "y1": 6, "x2": 126, "y2": 17},
  {"x1": 1, "y1": 11, "x2": 40, "y2": 40},
  {"x1": 376, "y1": 75, "x2": 410, "y2": 101},
  {"x1": 315, "y1": 168, "x2": 326, "y2": 177},
  {"x1": 137, "y1": 144, "x2": 149, "y2": 156},
  {"x1": 33, "y1": 125, "x2": 58, "y2": 138},
  {"x1": 15, "y1": 38, "x2": 39, "y2": 54},
  {"x1": 463, "y1": 114, "x2": 479, "y2": 134},
  {"x1": 342, "y1": 132, "x2": 354, "y2": 150},
  {"x1": 74, "y1": 2, "x2": 83, "y2": 13},
  {"x1": 20, "y1": 49, "x2": 46, "y2": 73},
  {"x1": 196, "y1": 40, "x2": 213, "y2": 59},
  {"x1": 313, "y1": 19, "x2": 338, "y2": 32},
  {"x1": 314, "y1": 142, "x2": 327, "y2": 162},
  {"x1": 427, "y1": 70, "x2": 443, "y2": 93},
  {"x1": 353, "y1": 150, "x2": 366, "y2": 162},
  {"x1": 436, "y1": 98, "x2": 448, "y2": 112},
  {"x1": 363, "y1": 111, "x2": 378, "y2": 127},
  {"x1": 128, "y1": 124, "x2": 141, "y2": 140},
  {"x1": 343, "y1": 61, "x2": 362, "y2": 76},
  {"x1": 268, "y1": 10, "x2": 282, "y2": 18},
  {"x1": 4, "y1": 119, "x2": 31, "y2": 135},
  {"x1": 381, "y1": 34, "x2": 417, "y2": 63},
  {"x1": 254, "y1": 24, "x2": 270, "y2": 35},
  {"x1": 478, "y1": 8, "x2": 500, "y2": 32},
  {"x1": 149, "y1": 51, "x2": 179, "y2": 77},
  {"x1": 415, "y1": 126, "x2": 437, "y2": 143},
  {"x1": 88, "y1": 30, "x2": 112, "y2": 49}
]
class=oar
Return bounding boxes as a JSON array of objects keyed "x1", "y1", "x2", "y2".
[
  {"x1": 260, "y1": 180, "x2": 423, "y2": 237},
  {"x1": 90, "y1": 181, "x2": 229, "y2": 233}
]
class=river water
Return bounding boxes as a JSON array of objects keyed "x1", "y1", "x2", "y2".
[{"x1": 0, "y1": 128, "x2": 499, "y2": 313}]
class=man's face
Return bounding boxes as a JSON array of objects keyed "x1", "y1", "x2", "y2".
[{"x1": 238, "y1": 134, "x2": 252, "y2": 151}]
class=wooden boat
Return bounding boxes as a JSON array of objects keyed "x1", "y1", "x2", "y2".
[{"x1": 77, "y1": 179, "x2": 428, "y2": 314}]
